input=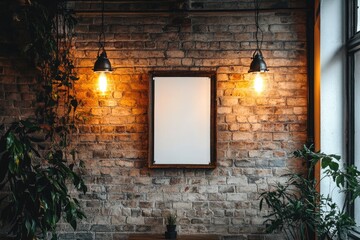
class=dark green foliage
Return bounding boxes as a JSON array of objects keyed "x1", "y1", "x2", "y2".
[
  {"x1": 0, "y1": 121, "x2": 87, "y2": 240},
  {"x1": 260, "y1": 145, "x2": 360, "y2": 240},
  {"x1": 259, "y1": 174, "x2": 319, "y2": 239},
  {"x1": 7, "y1": 0, "x2": 79, "y2": 129},
  {"x1": 166, "y1": 214, "x2": 177, "y2": 226},
  {"x1": 0, "y1": 0, "x2": 86, "y2": 239}
]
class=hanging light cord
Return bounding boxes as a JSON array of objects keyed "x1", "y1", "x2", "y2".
[
  {"x1": 98, "y1": 0, "x2": 106, "y2": 52},
  {"x1": 254, "y1": 0, "x2": 263, "y2": 53}
]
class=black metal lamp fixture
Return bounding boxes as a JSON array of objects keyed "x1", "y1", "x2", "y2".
[
  {"x1": 248, "y1": 0, "x2": 268, "y2": 73},
  {"x1": 93, "y1": 0, "x2": 112, "y2": 73}
]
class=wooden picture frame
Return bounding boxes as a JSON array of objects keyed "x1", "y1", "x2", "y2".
[{"x1": 148, "y1": 71, "x2": 217, "y2": 169}]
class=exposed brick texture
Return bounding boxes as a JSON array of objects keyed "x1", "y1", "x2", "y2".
[
  {"x1": 0, "y1": 57, "x2": 36, "y2": 124},
  {"x1": 0, "y1": 0, "x2": 308, "y2": 239},
  {"x1": 0, "y1": 0, "x2": 37, "y2": 125}
]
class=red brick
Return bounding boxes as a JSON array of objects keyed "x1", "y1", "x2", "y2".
[{"x1": 0, "y1": 2, "x2": 310, "y2": 236}]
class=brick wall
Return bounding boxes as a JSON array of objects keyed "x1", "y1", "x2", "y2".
[
  {"x1": 0, "y1": 0, "x2": 37, "y2": 126},
  {"x1": 0, "y1": 0, "x2": 309, "y2": 239},
  {"x1": 0, "y1": 52, "x2": 36, "y2": 124}
]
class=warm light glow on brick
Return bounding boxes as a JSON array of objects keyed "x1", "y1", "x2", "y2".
[
  {"x1": 47, "y1": 0, "x2": 310, "y2": 236},
  {"x1": 98, "y1": 72, "x2": 108, "y2": 94},
  {"x1": 254, "y1": 73, "x2": 264, "y2": 93}
]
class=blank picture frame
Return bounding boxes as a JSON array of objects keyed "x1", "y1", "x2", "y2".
[{"x1": 148, "y1": 71, "x2": 217, "y2": 169}]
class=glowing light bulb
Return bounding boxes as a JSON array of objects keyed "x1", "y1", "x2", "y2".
[
  {"x1": 254, "y1": 73, "x2": 264, "y2": 93},
  {"x1": 98, "y1": 72, "x2": 107, "y2": 93}
]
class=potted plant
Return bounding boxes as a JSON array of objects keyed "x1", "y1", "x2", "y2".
[
  {"x1": 165, "y1": 213, "x2": 177, "y2": 239},
  {"x1": 259, "y1": 145, "x2": 360, "y2": 240}
]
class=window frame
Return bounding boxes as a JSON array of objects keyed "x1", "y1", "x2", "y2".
[{"x1": 347, "y1": 0, "x2": 360, "y2": 226}]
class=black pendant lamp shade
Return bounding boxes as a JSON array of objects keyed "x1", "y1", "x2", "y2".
[
  {"x1": 248, "y1": 51, "x2": 268, "y2": 73},
  {"x1": 248, "y1": 0, "x2": 268, "y2": 73},
  {"x1": 94, "y1": 50, "x2": 112, "y2": 72},
  {"x1": 93, "y1": 0, "x2": 112, "y2": 73}
]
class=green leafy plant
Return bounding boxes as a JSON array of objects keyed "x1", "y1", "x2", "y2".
[
  {"x1": 0, "y1": 120, "x2": 87, "y2": 240},
  {"x1": 166, "y1": 213, "x2": 177, "y2": 226},
  {"x1": 17, "y1": 0, "x2": 79, "y2": 127},
  {"x1": 0, "y1": 0, "x2": 86, "y2": 239},
  {"x1": 260, "y1": 145, "x2": 360, "y2": 240},
  {"x1": 165, "y1": 213, "x2": 177, "y2": 239}
]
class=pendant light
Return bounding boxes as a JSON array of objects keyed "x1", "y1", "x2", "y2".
[
  {"x1": 248, "y1": 0, "x2": 268, "y2": 73},
  {"x1": 94, "y1": 0, "x2": 112, "y2": 93}
]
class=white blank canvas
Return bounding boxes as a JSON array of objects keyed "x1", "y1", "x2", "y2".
[{"x1": 153, "y1": 77, "x2": 211, "y2": 165}]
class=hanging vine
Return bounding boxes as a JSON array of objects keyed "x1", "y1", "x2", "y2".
[
  {"x1": 22, "y1": 0, "x2": 79, "y2": 143},
  {"x1": 0, "y1": 1, "x2": 87, "y2": 239}
]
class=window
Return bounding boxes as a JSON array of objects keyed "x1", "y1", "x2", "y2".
[
  {"x1": 351, "y1": 50, "x2": 360, "y2": 224},
  {"x1": 357, "y1": 0, "x2": 360, "y2": 32},
  {"x1": 354, "y1": 0, "x2": 360, "y2": 32},
  {"x1": 348, "y1": 0, "x2": 360, "y2": 229}
]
